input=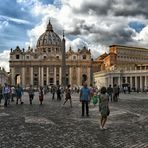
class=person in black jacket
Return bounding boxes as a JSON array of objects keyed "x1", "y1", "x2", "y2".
[{"x1": 63, "y1": 84, "x2": 72, "y2": 107}]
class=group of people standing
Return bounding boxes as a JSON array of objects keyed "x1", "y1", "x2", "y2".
[
  {"x1": 0, "y1": 82, "x2": 121, "y2": 130},
  {"x1": 107, "y1": 84, "x2": 120, "y2": 102},
  {"x1": 0, "y1": 83, "x2": 24, "y2": 107}
]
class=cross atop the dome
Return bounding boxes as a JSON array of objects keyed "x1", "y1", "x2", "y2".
[
  {"x1": 46, "y1": 20, "x2": 53, "y2": 32},
  {"x1": 63, "y1": 30, "x2": 65, "y2": 38}
]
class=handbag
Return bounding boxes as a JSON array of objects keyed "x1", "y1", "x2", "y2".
[{"x1": 92, "y1": 95, "x2": 98, "y2": 105}]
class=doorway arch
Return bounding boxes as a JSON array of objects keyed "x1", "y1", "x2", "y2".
[{"x1": 15, "y1": 74, "x2": 21, "y2": 85}]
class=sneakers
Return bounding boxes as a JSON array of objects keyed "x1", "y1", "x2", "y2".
[
  {"x1": 100, "y1": 126, "x2": 108, "y2": 130},
  {"x1": 103, "y1": 127, "x2": 108, "y2": 130},
  {"x1": 100, "y1": 126, "x2": 103, "y2": 130}
]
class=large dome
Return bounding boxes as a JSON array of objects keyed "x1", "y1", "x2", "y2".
[{"x1": 36, "y1": 21, "x2": 62, "y2": 52}]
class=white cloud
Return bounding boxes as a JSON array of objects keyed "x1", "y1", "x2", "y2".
[
  {"x1": 16, "y1": 0, "x2": 39, "y2": 5},
  {"x1": 22, "y1": 0, "x2": 148, "y2": 57},
  {"x1": 0, "y1": 50, "x2": 10, "y2": 72},
  {"x1": 133, "y1": 25, "x2": 148, "y2": 47},
  {"x1": 0, "y1": 20, "x2": 9, "y2": 30},
  {"x1": 0, "y1": 15, "x2": 31, "y2": 25}
]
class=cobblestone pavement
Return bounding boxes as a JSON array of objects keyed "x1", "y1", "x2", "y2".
[{"x1": 0, "y1": 92, "x2": 148, "y2": 148}]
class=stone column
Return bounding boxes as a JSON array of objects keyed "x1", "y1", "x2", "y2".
[
  {"x1": 46, "y1": 67, "x2": 49, "y2": 85},
  {"x1": 77, "y1": 67, "x2": 81, "y2": 86},
  {"x1": 145, "y1": 76, "x2": 147, "y2": 90},
  {"x1": 41, "y1": 67, "x2": 44, "y2": 86},
  {"x1": 87, "y1": 67, "x2": 90, "y2": 86},
  {"x1": 38, "y1": 67, "x2": 41, "y2": 86},
  {"x1": 30, "y1": 67, "x2": 33, "y2": 85},
  {"x1": 69, "y1": 67, "x2": 72, "y2": 85},
  {"x1": 118, "y1": 76, "x2": 121, "y2": 87},
  {"x1": 135, "y1": 76, "x2": 137, "y2": 90},
  {"x1": 140, "y1": 76, "x2": 143, "y2": 92},
  {"x1": 130, "y1": 76, "x2": 132, "y2": 88},
  {"x1": 59, "y1": 67, "x2": 61, "y2": 85},
  {"x1": 54, "y1": 67, "x2": 56, "y2": 85},
  {"x1": 22, "y1": 67, "x2": 25, "y2": 87}
]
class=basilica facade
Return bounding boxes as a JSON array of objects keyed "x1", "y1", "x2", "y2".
[{"x1": 9, "y1": 21, "x2": 100, "y2": 88}]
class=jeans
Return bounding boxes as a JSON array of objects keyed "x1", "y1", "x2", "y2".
[
  {"x1": 82, "y1": 101, "x2": 89, "y2": 116},
  {"x1": 108, "y1": 94, "x2": 112, "y2": 102},
  {"x1": 3, "y1": 93, "x2": 9, "y2": 107}
]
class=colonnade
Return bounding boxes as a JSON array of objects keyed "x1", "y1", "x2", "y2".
[{"x1": 108, "y1": 75, "x2": 148, "y2": 91}]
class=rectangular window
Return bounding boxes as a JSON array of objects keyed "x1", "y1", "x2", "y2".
[
  {"x1": 26, "y1": 56, "x2": 29, "y2": 59},
  {"x1": 16, "y1": 55, "x2": 20, "y2": 59},
  {"x1": 49, "y1": 78, "x2": 54, "y2": 84}
]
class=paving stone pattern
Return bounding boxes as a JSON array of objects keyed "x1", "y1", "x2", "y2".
[{"x1": 0, "y1": 92, "x2": 148, "y2": 148}]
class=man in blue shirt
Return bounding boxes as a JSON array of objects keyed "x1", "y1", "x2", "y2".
[
  {"x1": 15, "y1": 84, "x2": 23, "y2": 104},
  {"x1": 80, "y1": 81, "x2": 90, "y2": 117}
]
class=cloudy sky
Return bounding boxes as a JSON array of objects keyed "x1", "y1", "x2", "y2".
[{"x1": 0, "y1": 0, "x2": 148, "y2": 71}]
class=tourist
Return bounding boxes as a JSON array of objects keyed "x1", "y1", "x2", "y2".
[
  {"x1": 15, "y1": 84, "x2": 23, "y2": 104},
  {"x1": 63, "y1": 84, "x2": 72, "y2": 107},
  {"x1": 80, "y1": 81, "x2": 90, "y2": 117},
  {"x1": 113, "y1": 84, "x2": 119, "y2": 102},
  {"x1": 99, "y1": 87, "x2": 110, "y2": 130},
  {"x1": 90, "y1": 84, "x2": 95, "y2": 101},
  {"x1": 51, "y1": 85, "x2": 56, "y2": 100},
  {"x1": 107, "y1": 85, "x2": 113, "y2": 102},
  {"x1": 57, "y1": 85, "x2": 61, "y2": 101},
  {"x1": 28, "y1": 85, "x2": 35, "y2": 105},
  {"x1": 11, "y1": 86, "x2": 16, "y2": 102},
  {"x1": 39, "y1": 86, "x2": 44, "y2": 105},
  {"x1": 2, "y1": 83, "x2": 11, "y2": 107}
]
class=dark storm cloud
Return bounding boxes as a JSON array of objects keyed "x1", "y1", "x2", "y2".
[
  {"x1": 112, "y1": 0, "x2": 148, "y2": 18},
  {"x1": 61, "y1": 0, "x2": 148, "y2": 50},
  {"x1": 71, "y1": 0, "x2": 112, "y2": 16},
  {"x1": 70, "y1": 0, "x2": 148, "y2": 19},
  {"x1": 88, "y1": 27, "x2": 135, "y2": 47}
]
